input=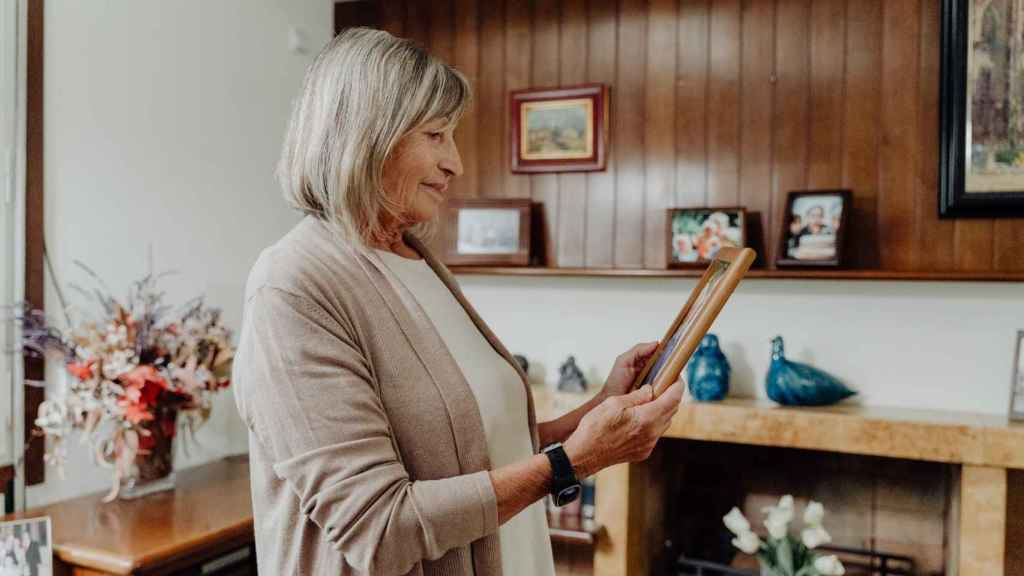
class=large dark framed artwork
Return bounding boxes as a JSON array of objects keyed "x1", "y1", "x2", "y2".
[
  {"x1": 510, "y1": 84, "x2": 609, "y2": 173},
  {"x1": 941, "y1": 0, "x2": 1024, "y2": 217}
]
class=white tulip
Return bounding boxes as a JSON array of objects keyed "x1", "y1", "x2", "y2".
[
  {"x1": 732, "y1": 530, "x2": 762, "y2": 555},
  {"x1": 801, "y1": 524, "x2": 832, "y2": 549},
  {"x1": 803, "y1": 501, "x2": 825, "y2": 526},
  {"x1": 761, "y1": 495, "x2": 795, "y2": 540},
  {"x1": 764, "y1": 514, "x2": 789, "y2": 540},
  {"x1": 814, "y1": 555, "x2": 845, "y2": 575},
  {"x1": 723, "y1": 507, "x2": 752, "y2": 536}
]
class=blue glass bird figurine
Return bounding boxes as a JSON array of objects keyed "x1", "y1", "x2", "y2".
[
  {"x1": 765, "y1": 336, "x2": 856, "y2": 406},
  {"x1": 686, "y1": 334, "x2": 731, "y2": 402}
]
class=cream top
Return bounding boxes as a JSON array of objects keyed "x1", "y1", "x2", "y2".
[{"x1": 377, "y1": 250, "x2": 555, "y2": 576}]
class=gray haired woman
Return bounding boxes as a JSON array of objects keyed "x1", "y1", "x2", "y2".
[{"x1": 233, "y1": 27, "x2": 683, "y2": 576}]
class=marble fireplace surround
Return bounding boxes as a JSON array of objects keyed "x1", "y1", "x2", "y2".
[{"x1": 593, "y1": 399, "x2": 1024, "y2": 576}]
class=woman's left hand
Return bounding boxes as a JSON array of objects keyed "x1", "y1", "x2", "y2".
[{"x1": 599, "y1": 341, "x2": 660, "y2": 400}]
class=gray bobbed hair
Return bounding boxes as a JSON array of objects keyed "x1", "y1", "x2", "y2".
[{"x1": 277, "y1": 27, "x2": 471, "y2": 245}]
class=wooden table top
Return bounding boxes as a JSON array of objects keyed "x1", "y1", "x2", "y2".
[{"x1": 2, "y1": 455, "x2": 253, "y2": 575}]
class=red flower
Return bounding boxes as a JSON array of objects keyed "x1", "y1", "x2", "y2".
[
  {"x1": 139, "y1": 380, "x2": 163, "y2": 407},
  {"x1": 66, "y1": 360, "x2": 95, "y2": 381},
  {"x1": 119, "y1": 401, "x2": 154, "y2": 424},
  {"x1": 120, "y1": 365, "x2": 167, "y2": 391},
  {"x1": 138, "y1": 432, "x2": 156, "y2": 450}
]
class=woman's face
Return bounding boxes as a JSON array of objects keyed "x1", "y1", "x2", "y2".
[{"x1": 381, "y1": 117, "x2": 463, "y2": 226}]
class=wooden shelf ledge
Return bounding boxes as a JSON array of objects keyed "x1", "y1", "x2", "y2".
[
  {"x1": 451, "y1": 266, "x2": 1024, "y2": 282},
  {"x1": 547, "y1": 511, "x2": 601, "y2": 546},
  {"x1": 665, "y1": 398, "x2": 1024, "y2": 469}
]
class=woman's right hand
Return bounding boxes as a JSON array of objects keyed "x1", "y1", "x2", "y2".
[{"x1": 562, "y1": 381, "x2": 685, "y2": 479}]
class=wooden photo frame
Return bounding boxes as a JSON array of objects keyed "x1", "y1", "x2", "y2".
[
  {"x1": 510, "y1": 84, "x2": 609, "y2": 173},
  {"x1": 1010, "y1": 330, "x2": 1024, "y2": 421},
  {"x1": 666, "y1": 207, "x2": 747, "y2": 269},
  {"x1": 633, "y1": 247, "x2": 756, "y2": 398},
  {"x1": 939, "y1": 0, "x2": 1024, "y2": 217},
  {"x1": 776, "y1": 190, "x2": 852, "y2": 268},
  {"x1": 442, "y1": 199, "x2": 532, "y2": 267}
]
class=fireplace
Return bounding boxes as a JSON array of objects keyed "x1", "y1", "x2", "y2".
[{"x1": 655, "y1": 440, "x2": 952, "y2": 575}]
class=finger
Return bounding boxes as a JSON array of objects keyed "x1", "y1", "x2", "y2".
[
  {"x1": 630, "y1": 341, "x2": 659, "y2": 364},
  {"x1": 635, "y1": 381, "x2": 684, "y2": 420},
  {"x1": 617, "y1": 384, "x2": 654, "y2": 408}
]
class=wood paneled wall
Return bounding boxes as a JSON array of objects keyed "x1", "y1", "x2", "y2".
[{"x1": 350, "y1": 0, "x2": 1024, "y2": 272}]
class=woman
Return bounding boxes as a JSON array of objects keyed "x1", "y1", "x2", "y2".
[{"x1": 234, "y1": 27, "x2": 684, "y2": 576}]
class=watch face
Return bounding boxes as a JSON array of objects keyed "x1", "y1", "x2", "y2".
[{"x1": 555, "y1": 484, "x2": 582, "y2": 507}]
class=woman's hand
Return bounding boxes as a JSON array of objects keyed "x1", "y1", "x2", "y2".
[
  {"x1": 562, "y1": 381, "x2": 685, "y2": 479},
  {"x1": 599, "y1": 341, "x2": 660, "y2": 400}
]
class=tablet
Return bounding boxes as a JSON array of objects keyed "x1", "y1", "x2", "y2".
[{"x1": 633, "y1": 246, "x2": 756, "y2": 397}]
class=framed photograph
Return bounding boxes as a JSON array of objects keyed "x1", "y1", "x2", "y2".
[
  {"x1": 442, "y1": 199, "x2": 532, "y2": 267},
  {"x1": 510, "y1": 84, "x2": 609, "y2": 173},
  {"x1": 634, "y1": 247, "x2": 756, "y2": 398},
  {"x1": 940, "y1": 0, "x2": 1024, "y2": 217},
  {"x1": 0, "y1": 516, "x2": 53, "y2": 576},
  {"x1": 1011, "y1": 331, "x2": 1024, "y2": 421},
  {"x1": 666, "y1": 207, "x2": 747, "y2": 268},
  {"x1": 776, "y1": 190, "x2": 851, "y2": 268}
]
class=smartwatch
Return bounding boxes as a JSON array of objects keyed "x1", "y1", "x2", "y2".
[{"x1": 542, "y1": 443, "x2": 582, "y2": 507}]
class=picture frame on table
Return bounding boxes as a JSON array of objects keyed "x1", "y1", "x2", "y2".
[
  {"x1": 0, "y1": 516, "x2": 54, "y2": 576},
  {"x1": 666, "y1": 207, "x2": 747, "y2": 269},
  {"x1": 776, "y1": 190, "x2": 851, "y2": 268},
  {"x1": 939, "y1": 0, "x2": 1024, "y2": 217},
  {"x1": 510, "y1": 84, "x2": 609, "y2": 173},
  {"x1": 1010, "y1": 330, "x2": 1024, "y2": 421},
  {"x1": 441, "y1": 199, "x2": 533, "y2": 267}
]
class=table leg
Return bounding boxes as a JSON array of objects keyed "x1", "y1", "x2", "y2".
[{"x1": 959, "y1": 465, "x2": 1006, "y2": 576}]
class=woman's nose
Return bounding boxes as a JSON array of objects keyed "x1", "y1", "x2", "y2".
[{"x1": 440, "y1": 140, "x2": 464, "y2": 177}]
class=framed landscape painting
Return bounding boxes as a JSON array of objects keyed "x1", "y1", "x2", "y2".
[
  {"x1": 510, "y1": 84, "x2": 608, "y2": 173},
  {"x1": 940, "y1": 0, "x2": 1024, "y2": 217}
]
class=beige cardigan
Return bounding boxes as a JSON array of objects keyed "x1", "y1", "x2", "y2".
[{"x1": 233, "y1": 216, "x2": 538, "y2": 576}]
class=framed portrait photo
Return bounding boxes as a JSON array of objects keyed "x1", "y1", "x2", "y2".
[
  {"x1": 510, "y1": 84, "x2": 609, "y2": 173},
  {"x1": 666, "y1": 207, "x2": 747, "y2": 268},
  {"x1": 0, "y1": 516, "x2": 54, "y2": 576},
  {"x1": 442, "y1": 199, "x2": 532, "y2": 267},
  {"x1": 776, "y1": 190, "x2": 852, "y2": 268},
  {"x1": 1011, "y1": 330, "x2": 1024, "y2": 421},
  {"x1": 940, "y1": 0, "x2": 1024, "y2": 217}
]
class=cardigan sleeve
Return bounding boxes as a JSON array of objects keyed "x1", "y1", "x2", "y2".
[{"x1": 235, "y1": 286, "x2": 499, "y2": 575}]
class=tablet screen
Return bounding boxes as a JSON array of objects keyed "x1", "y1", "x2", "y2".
[{"x1": 641, "y1": 260, "x2": 729, "y2": 387}]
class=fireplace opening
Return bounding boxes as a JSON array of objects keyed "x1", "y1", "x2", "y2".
[{"x1": 648, "y1": 440, "x2": 955, "y2": 576}]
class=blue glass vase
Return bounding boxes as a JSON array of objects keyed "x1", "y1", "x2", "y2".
[{"x1": 686, "y1": 334, "x2": 730, "y2": 402}]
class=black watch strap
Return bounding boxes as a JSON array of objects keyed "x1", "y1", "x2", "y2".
[{"x1": 543, "y1": 443, "x2": 582, "y2": 507}]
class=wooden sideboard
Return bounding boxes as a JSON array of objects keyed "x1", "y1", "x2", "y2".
[
  {"x1": 2, "y1": 456, "x2": 255, "y2": 576},
  {"x1": 4, "y1": 454, "x2": 600, "y2": 575}
]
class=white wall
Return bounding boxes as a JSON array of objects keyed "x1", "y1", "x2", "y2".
[
  {"x1": 459, "y1": 276, "x2": 1024, "y2": 416},
  {"x1": 29, "y1": 0, "x2": 331, "y2": 507}
]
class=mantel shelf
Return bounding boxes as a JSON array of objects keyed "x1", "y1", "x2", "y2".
[
  {"x1": 665, "y1": 398, "x2": 1024, "y2": 469},
  {"x1": 547, "y1": 511, "x2": 601, "y2": 546},
  {"x1": 451, "y1": 266, "x2": 1024, "y2": 282}
]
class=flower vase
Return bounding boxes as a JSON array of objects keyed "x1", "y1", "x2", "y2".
[{"x1": 119, "y1": 407, "x2": 178, "y2": 500}]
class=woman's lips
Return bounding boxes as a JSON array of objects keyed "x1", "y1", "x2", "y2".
[{"x1": 423, "y1": 182, "x2": 448, "y2": 195}]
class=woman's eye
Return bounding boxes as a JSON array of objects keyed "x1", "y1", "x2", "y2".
[{"x1": 428, "y1": 131, "x2": 444, "y2": 142}]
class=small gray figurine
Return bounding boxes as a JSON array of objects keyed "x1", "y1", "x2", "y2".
[{"x1": 557, "y1": 356, "x2": 587, "y2": 393}]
